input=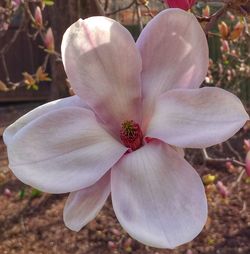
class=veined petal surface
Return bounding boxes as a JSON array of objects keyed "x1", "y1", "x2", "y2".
[
  {"x1": 3, "y1": 95, "x2": 86, "y2": 146},
  {"x1": 137, "y1": 9, "x2": 208, "y2": 98},
  {"x1": 146, "y1": 87, "x2": 249, "y2": 148},
  {"x1": 64, "y1": 172, "x2": 110, "y2": 231},
  {"x1": 62, "y1": 17, "x2": 142, "y2": 135},
  {"x1": 111, "y1": 141, "x2": 207, "y2": 249},
  {"x1": 6, "y1": 107, "x2": 126, "y2": 193}
]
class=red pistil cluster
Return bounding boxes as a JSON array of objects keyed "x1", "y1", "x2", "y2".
[{"x1": 120, "y1": 120, "x2": 143, "y2": 151}]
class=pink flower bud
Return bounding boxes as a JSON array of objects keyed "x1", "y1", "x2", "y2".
[
  {"x1": 12, "y1": 0, "x2": 21, "y2": 11},
  {"x1": 35, "y1": 6, "x2": 43, "y2": 27},
  {"x1": 4, "y1": 188, "x2": 12, "y2": 197},
  {"x1": 44, "y1": 27, "x2": 55, "y2": 51},
  {"x1": 243, "y1": 139, "x2": 250, "y2": 152},
  {"x1": 202, "y1": 5, "x2": 210, "y2": 17},
  {"x1": 220, "y1": 39, "x2": 230, "y2": 53},
  {"x1": 216, "y1": 181, "x2": 229, "y2": 198},
  {"x1": 246, "y1": 151, "x2": 250, "y2": 176},
  {"x1": 164, "y1": 0, "x2": 196, "y2": 11},
  {"x1": 108, "y1": 241, "x2": 116, "y2": 250}
]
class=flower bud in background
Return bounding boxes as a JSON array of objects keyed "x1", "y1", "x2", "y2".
[
  {"x1": 225, "y1": 161, "x2": 235, "y2": 173},
  {"x1": 246, "y1": 151, "x2": 250, "y2": 176},
  {"x1": 218, "y1": 21, "x2": 229, "y2": 39},
  {"x1": 164, "y1": 0, "x2": 195, "y2": 11},
  {"x1": 0, "y1": 80, "x2": 9, "y2": 92},
  {"x1": 139, "y1": 0, "x2": 149, "y2": 5},
  {"x1": 4, "y1": 188, "x2": 12, "y2": 198},
  {"x1": 216, "y1": 181, "x2": 229, "y2": 198},
  {"x1": 244, "y1": 140, "x2": 250, "y2": 176},
  {"x1": 202, "y1": 5, "x2": 210, "y2": 17},
  {"x1": 35, "y1": 6, "x2": 43, "y2": 28},
  {"x1": 220, "y1": 39, "x2": 230, "y2": 53},
  {"x1": 11, "y1": 0, "x2": 21, "y2": 11},
  {"x1": 44, "y1": 27, "x2": 55, "y2": 52},
  {"x1": 230, "y1": 21, "x2": 244, "y2": 40},
  {"x1": 243, "y1": 139, "x2": 250, "y2": 152}
]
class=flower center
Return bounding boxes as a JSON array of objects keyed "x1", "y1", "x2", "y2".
[{"x1": 120, "y1": 120, "x2": 143, "y2": 151}]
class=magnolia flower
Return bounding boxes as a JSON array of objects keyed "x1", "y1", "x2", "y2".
[
  {"x1": 4, "y1": 9, "x2": 248, "y2": 249},
  {"x1": 164, "y1": 0, "x2": 196, "y2": 11}
]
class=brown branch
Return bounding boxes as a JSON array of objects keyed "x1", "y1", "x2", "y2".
[
  {"x1": 201, "y1": 148, "x2": 246, "y2": 167},
  {"x1": 196, "y1": 4, "x2": 227, "y2": 34},
  {"x1": 225, "y1": 141, "x2": 243, "y2": 161},
  {"x1": 143, "y1": 4, "x2": 154, "y2": 18},
  {"x1": 106, "y1": 0, "x2": 136, "y2": 16},
  {"x1": 0, "y1": 55, "x2": 10, "y2": 83},
  {"x1": 136, "y1": 1, "x2": 143, "y2": 32},
  {"x1": 0, "y1": 11, "x2": 25, "y2": 55}
]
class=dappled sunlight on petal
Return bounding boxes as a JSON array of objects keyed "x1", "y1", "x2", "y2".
[
  {"x1": 5, "y1": 107, "x2": 126, "y2": 193},
  {"x1": 111, "y1": 141, "x2": 207, "y2": 248},
  {"x1": 146, "y1": 87, "x2": 249, "y2": 148},
  {"x1": 62, "y1": 17, "x2": 142, "y2": 136},
  {"x1": 64, "y1": 172, "x2": 110, "y2": 231}
]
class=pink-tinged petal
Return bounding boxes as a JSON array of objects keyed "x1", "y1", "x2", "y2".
[
  {"x1": 146, "y1": 87, "x2": 249, "y2": 148},
  {"x1": 64, "y1": 172, "x2": 110, "y2": 231},
  {"x1": 246, "y1": 151, "x2": 250, "y2": 176},
  {"x1": 3, "y1": 96, "x2": 87, "y2": 146},
  {"x1": 111, "y1": 141, "x2": 207, "y2": 249},
  {"x1": 5, "y1": 107, "x2": 127, "y2": 194},
  {"x1": 165, "y1": 0, "x2": 196, "y2": 11},
  {"x1": 137, "y1": 9, "x2": 208, "y2": 98},
  {"x1": 61, "y1": 17, "x2": 142, "y2": 135}
]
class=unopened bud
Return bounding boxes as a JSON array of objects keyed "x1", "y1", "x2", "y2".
[
  {"x1": 243, "y1": 139, "x2": 250, "y2": 152},
  {"x1": 220, "y1": 39, "x2": 230, "y2": 53},
  {"x1": 35, "y1": 6, "x2": 43, "y2": 28},
  {"x1": 216, "y1": 181, "x2": 229, "y2": 198},
  {"x1": 246, "y1": 151, "x2": 250, "y2": 176},
  {"x1": 44, "y1": 27, "x2": 55, "y2": 51},
  {"x1": 230, "y1": 21, "x2": 244, "y2": 41},
  {"x1": 225, "y1": 161, "x2": 235, "y2": 173},
  {"x1": 4, "y1": 188, "x2": 12, "y2": 197},
  {"x1": 202, "y1": 5, "x2": 210, "y2": 17},
  {"x1": 108, "y1": 241, "x2": 116, "y2": 250},
  {"x1": 218, "y1": 21, "x2": 229, "y2": 39}
]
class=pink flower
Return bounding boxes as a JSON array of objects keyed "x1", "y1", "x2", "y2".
[
  {"x1": 164, "y1": 0, "x2": 196, "y2": 11},
  {"x1": 3, "y1": 9, "x2": 248, "y2": 249}
]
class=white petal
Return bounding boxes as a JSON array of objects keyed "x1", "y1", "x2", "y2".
[
  {"x1": 62, "y1": 17, "x2": 142, "y2": 135},
  {"x1": 137, "y1": 9, "x2": 208, "y2": 98},
  {"x1": 64, "y1": 172, "x2": 110, "y2": 231},
  {"x1": 147, "y1": 87, "x2": 249, "y2": 148},
  {"x1": 5, "y1": 107, "x2": 126, "y2": 193},
  {"x1": 111, "y1": 141, "x2": 207, "y2": 249},
  {"x1": 3, "y1": 95, "x2": 86, "y2": 146}
]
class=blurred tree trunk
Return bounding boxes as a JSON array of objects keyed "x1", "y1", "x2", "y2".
[{"x1": 47, "y1": 0, "x2": 104, "y2": 100}]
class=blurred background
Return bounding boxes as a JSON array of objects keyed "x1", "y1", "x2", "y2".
[{"x1": 0, "y1": 0, "x2": 249, "y2": 253}]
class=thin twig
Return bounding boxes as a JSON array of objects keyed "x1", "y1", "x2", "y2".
[
  {"x1": 225, "y1": 141, "x2": 243, "y2": 161},
  {"x1": 143, "y1": 4, "x2": 154, "y2": 18},
  {"x1": 0, "y1": 55, "x2": 10, "y2": 83},
  {"x1": 136, "y1": 1, "x2": 143, "y2": 32},
  {"x1": 106, "y1": 0, "x2": 136, "y2": 16},
  {"x1": 202, "y1": 148, "x2": 246, "y2": 167}
]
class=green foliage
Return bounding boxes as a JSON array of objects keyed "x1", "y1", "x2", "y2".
[{"x1": 43, "y1": 0, "x2": 55, "y2": 6}]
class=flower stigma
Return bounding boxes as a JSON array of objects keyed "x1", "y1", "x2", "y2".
[{"x1": 120, "y1": 120, "x2": 143, "y2": 151}]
